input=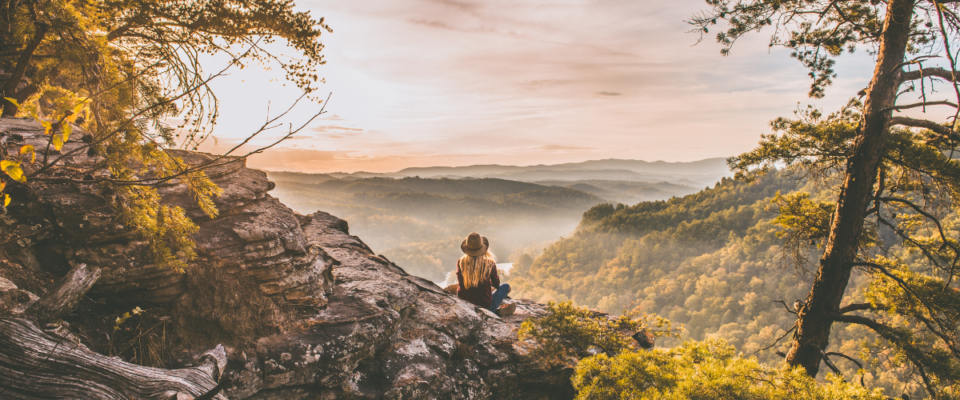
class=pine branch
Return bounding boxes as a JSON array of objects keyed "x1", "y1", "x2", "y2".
[
  {"x1": 900, "y1": 66, "x2": 960, "y2": 83},
  {"x1": 883, "y1": 100, "x2": 959, "y2": 112},
  {"x1": 888, "y1": 116, "x2": 954, "y2": 137},
  {"x1": 838, "y1": 303, "x2": 872, "y2": 313}
]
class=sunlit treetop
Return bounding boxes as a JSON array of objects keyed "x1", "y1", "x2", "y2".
[
  {"x1": 1, "y1": 0, "x2": 332, "y2": 147},
  {"x1": 0, "y1": 0, "x2": 331, "y2": 270}
]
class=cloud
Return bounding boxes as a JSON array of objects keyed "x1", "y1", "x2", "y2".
[
  {"x1": 245, "y1": 148, "x2": 410, "y2": 172},
  {"x1": 321, "y1": 114, "x2": 346, "y2": 121},
  {"x1": 422, "y1": 0, "x2": 481, "y2": 12},
  {"x1": 310, "y1": 125, "x2": 365, "y2": 133},
  {"x1": 204, "y1": 0, "x2": 878, "y2": 173},
  {"x1": 407, "y1": 19, "x2": 464, "y2": 31},
  {"x1": 538, "y1": 145, "x2": 593, "y2": 152}
]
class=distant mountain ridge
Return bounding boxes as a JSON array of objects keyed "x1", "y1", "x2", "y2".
[
  {"x1": 396, "y1": 158, "x2": 729, "y2": 177},
  {"x1": 269, "y1": 157, "x2": 732, "y2": 187}
]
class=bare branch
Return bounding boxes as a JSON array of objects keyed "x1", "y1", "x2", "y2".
[
  {"x1": 24, "y1": 263, "x2": 100, "y2": 324},
  {"x1": 825, "y1": 351, "x2": 866, "y2": 386},
  {"x1": 875, "y1": 196, "x2": 953, "y2": 250},
  {"x1": 773, "y1": 300, "x2": 799, "y2": 316},
  {"x1": 888, "y1": 116, "x2": 954, "y2": 137},
  {"x1": 754, "y1": 322, "x2": 797, "y2": 355},
  {"x1": 883, "y1": 100, "x2": 959, "y2": 112},
  {"x1": 820, "y1": 349, "x2": 843, "y2": 377},
  {"x1": 838, "y1": 303, "x2": 873, "y2": 314},
  {"x1": 900, "y1": 67, "x2": 960, "y2": 83}
]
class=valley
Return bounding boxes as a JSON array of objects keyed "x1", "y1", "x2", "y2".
[{"x1": 266, "y1": 158, "x2": 724, "y2": 283}]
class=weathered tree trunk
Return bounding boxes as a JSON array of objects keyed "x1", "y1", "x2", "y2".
[
  {"x1": 784, "y1": 0, "x2": 916, "y2": 377},
  {"x1": 0, "y1": 318, "x2": 227, "y2": 399},
  {"x1": 24, "y1": 263, "x2": 100, "y2": 324}
]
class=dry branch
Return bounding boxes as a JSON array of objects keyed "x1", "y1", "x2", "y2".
[
  {"x1": 24, "y1": 263, "x2": 99, "y2": 324},
  {"x1": 900, "y1": 66, "x2": 960, "y2": 82},
  {"x1": 0, "y1": 318, "x2": 227, "y2": 399},
  {"x1": 888, "y1": 116, "x2": 954, "y2": 137}
]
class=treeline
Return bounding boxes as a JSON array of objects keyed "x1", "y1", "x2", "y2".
[{"x1": 509, "y1": 171, "x2": 923, "y2": 396}]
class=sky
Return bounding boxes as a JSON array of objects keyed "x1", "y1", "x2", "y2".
[{"x1": 198, "y1": 0, "x2": 883, "y2": 173}]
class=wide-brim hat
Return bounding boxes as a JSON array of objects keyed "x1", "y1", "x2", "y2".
[{"x1": 460, "y1": 232, "x2": 489, "y2": 256}]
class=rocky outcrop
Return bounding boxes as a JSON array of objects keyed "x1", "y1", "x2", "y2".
[{"x1": 0, "y1": 117, "x2": 573, "y2": 399}]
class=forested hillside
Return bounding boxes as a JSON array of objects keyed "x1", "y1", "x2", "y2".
[
  {"x1": 510, "y1": 171, "x2": 927, "y2": 396},
  {"x1": 534, "y1": 180, "x2": 697, "y2": 204}
]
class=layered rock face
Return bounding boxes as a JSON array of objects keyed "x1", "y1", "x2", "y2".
[{"x1": 0, "y1": 117, "x2": 573, "y2": 399}]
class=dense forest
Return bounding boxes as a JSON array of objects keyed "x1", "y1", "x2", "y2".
[
  {"x1": 509, "y1": 167, "x2": 953, "y2": 397},
  {"x1": 267, "y1": 173, "x2": 701, "y2": 282}
]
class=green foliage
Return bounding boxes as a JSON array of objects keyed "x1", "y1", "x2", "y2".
[
  {"x1": 728, "y1": 101, "x2": 859, "y2": 182},
  {"x1": 771, "y1": 191, "x2": 835, "y2": 272},
  {"x1": 726, "y1": 98, "x2": 960, "y2": 395},
  {"x1": 772, "y1": 191, "x2": 834, "y2": 243},
  {"x1": 512, "y1": 171, "x2": 798, "y2": 311},
  {"x1": 687, "y1": 0, "x2": 960, "y2": 393},
  {"x1": 518, "y1": 301, "x2": 679, "y2": 365},
  {"x1": 514, "y1": 101, "x2": 960, "y2": 395},
  {"x1": 0, "y1": 0, "x2": 326, "y2": 269},
  {"x1": 510, "y1": 169, "x2": 937, "y2": 396},
  {"x1": 573, "y1": 339, "x2": 886, "y2": 400},
  {"x1": 521, "y1": 301, "x2": 884, "y2": 399},
  {"x1": 102, "y1": 136, "x2": 222, "y2": 270}
]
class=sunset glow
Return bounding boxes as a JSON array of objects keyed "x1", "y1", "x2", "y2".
[{"x1": 201, "y1": 0, "x2": 878, "y2": 173}]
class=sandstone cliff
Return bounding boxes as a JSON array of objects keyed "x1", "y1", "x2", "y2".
[{"x1": 0, "y1": 117, "x2": 574, "y2": 399}]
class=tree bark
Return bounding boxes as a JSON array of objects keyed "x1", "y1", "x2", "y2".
[
  {"x1": 784, "y1": 0, "x2": 916, "y2": 377},
  {"x1": 0, "y1": 318, "x2": 227, "y2": 399},
  {"x1": 24, "y1": 263, "x2": 100, "y2": 324},
  {"x1": 1, "y1": 22, "x2": 47, "y2": 117}
]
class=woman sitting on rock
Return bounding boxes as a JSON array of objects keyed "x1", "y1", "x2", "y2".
[{"x1": 457, "y1": 232, "x2": 516, "y2": 317}]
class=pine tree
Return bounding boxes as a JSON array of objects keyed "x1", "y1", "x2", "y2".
[{"x1": 690, "y1": 0, "x2": 960, "y2": 394}]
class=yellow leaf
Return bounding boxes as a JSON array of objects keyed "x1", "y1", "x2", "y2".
[
  {"x1": 2, "y1": 162, "x2": 25, "y2": 183},
  {"x1": 19, "y1": 145, "x2": 35, "y2": 163},
  {"x1": 72, "y1": 99, "x2": 88, "y2": 115},
  {"x1": 0, "y1": 181, "x2": 6, "y2": 192},
  {"x1": 63, "y1": 123, "x2": 72, "y2": 142},
  {"x1": 52, "y1": 134, "x2": 64, "y2": 151},
  {"x1": 3, "y1": 195, "x2": 9, "y2": 207},
  {"x1": 3, "y1": 97, "x2": 19, "y2": 108}
]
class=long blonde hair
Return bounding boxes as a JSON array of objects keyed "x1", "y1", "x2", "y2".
[{"x1": 460, "y1": 251, "x2": 497, "y2": 289}]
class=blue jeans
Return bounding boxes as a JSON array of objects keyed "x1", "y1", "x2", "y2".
[{"x1": 489, "y1": 284, "x2": 511, "y2": 312}]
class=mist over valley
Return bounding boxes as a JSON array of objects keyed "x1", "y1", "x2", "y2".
[{"x1": 266, "y1": 158, "x2": 727, "y2": 283}]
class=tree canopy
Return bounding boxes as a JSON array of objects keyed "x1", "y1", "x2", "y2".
[
  {"x1": 689, "y1": 0, "x2": 960, "y2": 395},
  {"x1": 0, "y1": 0, "x2": 331, "y2": 269}
]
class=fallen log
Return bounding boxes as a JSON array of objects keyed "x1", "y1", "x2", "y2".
[
  {"x1": 24, "y1": 263, "x2": 100, "y2": 323},
  {"x1": 0, "y1": 318, "x2": 227, "y2": 399}
]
